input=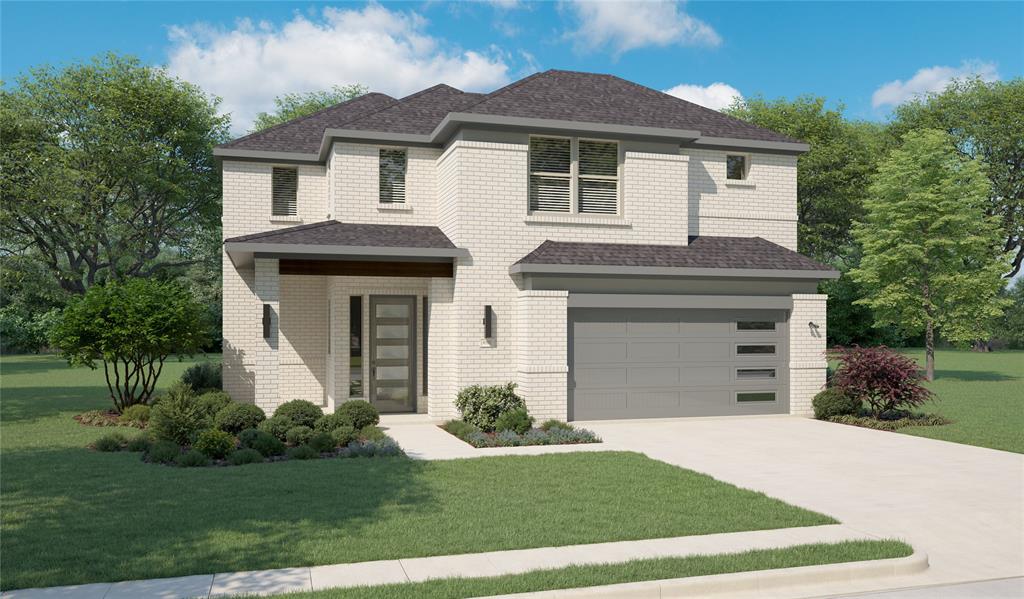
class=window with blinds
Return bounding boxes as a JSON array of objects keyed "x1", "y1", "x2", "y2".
[
  {"x1": 271, "y1": 167, "x2": 298, "y2": 216},
  {"x1": 578, "y1": 140, "x2": 619, "y2": 214},
  {"x1": 528, "y1": 137, "x2": 619, "y2": 215},
  {"x1": 379, "y1": 149, "x2": 407, "y2": 204}
]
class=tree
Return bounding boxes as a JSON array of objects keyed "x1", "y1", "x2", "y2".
[
  {"x1": 0, "y1": 53, "x2": 230, "y2": 295},
  {"x1": 49, "y1": 279, "x2": 211, "y2": 412},
  {"x1": 725, "y1": 96, "x2": 886, "y2": 263},
  {"x1": 890, "y1": 78, "x2": 1024, "y2": 277},
  {"x1": 992, "y1": 278, "x2": 1024, "y2": 349},
  {"x1": 850, "y1": 129, "x2": 1009, "y2": 380},
  {"x1": 250, "y1": 84, "x2": 368, "y2": 132}
]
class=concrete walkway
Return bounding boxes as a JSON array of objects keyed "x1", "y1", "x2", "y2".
[{"x1": 2, "y1": 524, "x2": 874, "y2": 598}]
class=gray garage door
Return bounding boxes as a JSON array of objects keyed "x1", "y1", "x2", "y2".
[{"x1": 569, "y1": 308, "x2": 788, "y2": 420}]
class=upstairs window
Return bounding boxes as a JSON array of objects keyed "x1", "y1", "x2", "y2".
[
  {"x1": 529, "y1": 136, "x2": 620, "y2": 215},
  {"x1": 529, "y1": 137, "x2": 571, "y2": 212},
  {"x1": 726, "y1": 154, "x2": 748, "y2": 180},
  {"x1": 271, "y1": 167, "x2": 298, "y2": 216},
  {"x1": 379, "y1": 149, "x2": 407, "y2": 204}
]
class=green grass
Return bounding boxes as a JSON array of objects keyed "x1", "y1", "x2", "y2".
[
  {"x1": 268, "y1": 540, "x2": 913, "y2": 599},
  {"x1": 892, "y1": 350, "x2": 1021, "y2": 453},
  {"x1": 0, "y1": 354, "x2": 834, "y2": 591}
]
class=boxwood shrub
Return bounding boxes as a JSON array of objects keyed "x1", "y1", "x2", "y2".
[
  {"x1": 494, "y1": 407, "x2": 533, "y2": 434},
  {"x1": 145, "y1": 440, "x2": 182, "y2": 464},
  {"x1": 287, "y1": 444, "x2": 319, "y2": 460},
  {"x1": 335, "y1": 400, "x2": 379, "y2": 430},
  {"x1": 273, "y1": 400, "x2": 323, "y2": 428},
  {"x1": 214, "y1": 402, "x2": 266, "y2": 434},
  {"x1": 285, "y1": 425, "x2": 314, "y2": 446},
  {"x1": 240, "y1": 429, "x2": 285, "y2": 457},
  {"x1": 331, "y1": 425, "x2": 357, "y2": 447},
  {"x1": 227, "y1": 448, "x2": 265, "y2": 466},
  {"x1": 812, "y1": 388, "x2": 861, "y2": 420},
  {"x1": 309, "y1": 432, "x2": 336, "y2": 453},
  {"x1": 194, "y1": 429, "x2": 236, "y2": 459},
  {"x1": 175, "y1": 449, "x2": 211, "y2": 468},
  {"x1": 197, "y1": 391, "x2": 232, "y2": 419},
  {"x1": 258, "y1": 415, "x2": 293, "y2": 441},
  {"x1": 181, "y1": 361, "x2": 222, "y2": 392}
]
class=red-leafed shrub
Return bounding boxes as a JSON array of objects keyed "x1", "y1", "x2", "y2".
[{"x1": 830, "y1": 346, "x2": 934, "y2": 417}]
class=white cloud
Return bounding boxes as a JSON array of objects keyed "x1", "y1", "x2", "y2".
[
  {"x1": 663, "y1": 82, "x2": 741, "y2": 111},
  {"x1": 166, "y1": 4, "x2": 511, "y2": 133},
  {"x1": 871, "y1": 60, "x2": 999, "y2": 108},
  {"x1": 564, "y1": 0, "x2": 720, "y2": 56}
]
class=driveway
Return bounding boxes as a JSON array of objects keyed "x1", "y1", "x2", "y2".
[{"x1": 578, "y1": 416, "x2": 1024, "y2": 595}]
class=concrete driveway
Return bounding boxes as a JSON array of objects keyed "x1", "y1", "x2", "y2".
[{"x1": 578, "y1": 416, "x2": 1024, "y2": 596}]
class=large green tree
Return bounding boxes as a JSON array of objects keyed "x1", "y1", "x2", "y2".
[
  {"x1": 890, "y1": 78, "x2": 1024, "y2": 277},
  {"x1": 850, "y1": 129, "x2": 1008, "y2": 380},
  {"x1": 250, "y1": 84, "x2": 367, "y2": 132},
  {"x1": 725, "y1": 96, "x2": 886, "y2": 263},
  {"x1": 0, "y1": 53, "x2": 230, "y2": 294}
]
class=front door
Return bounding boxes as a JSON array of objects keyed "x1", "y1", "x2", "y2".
[{"x1": 369, "y1": 296, "x2": 417, "y2": 413}]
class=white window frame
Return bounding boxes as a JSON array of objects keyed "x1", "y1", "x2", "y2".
[
  {"x1": 726, "y1": 153, "x2": 750, "y2": 181},
  {"x1": 528, "y1": 135, "x2": 622, "y2": 216}
]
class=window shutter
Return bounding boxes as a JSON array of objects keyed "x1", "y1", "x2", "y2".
[
  {"x1": 578, "y1": 140, "x2": 618, "y2": 214},
  {"x1": 272, "y1": 167, "x2": 298, "y2": 216},
  {"x1": 529, "y1": 137, "x2": 571, "y2": 212},
  {"x1": 379, "y1": 149, "x2": 407, "y2": 204}
]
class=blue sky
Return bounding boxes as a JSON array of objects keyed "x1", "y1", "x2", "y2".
[{"x1": 3, "y1": 1, "x2": 1022, "y2": 134}]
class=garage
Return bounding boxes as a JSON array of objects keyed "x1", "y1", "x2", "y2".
[{"x1": 569, "y1": 308, "x2": 788, "y2": 420}]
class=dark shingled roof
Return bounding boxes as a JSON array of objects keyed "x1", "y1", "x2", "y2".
[
  {"x1": 224, "y1": 220, "x2": 458, "y2": 249},
  {"x1": 342, "y1": 85, "x2": 485, "y2": 135},
  {"x1": 464, "y1": 71, "x2": 798, "y2": 143},
  {"x1": 515, "y1": 237, "x2": 833, "y2": 272},
  {"x1": 218, "y1": 92, "x2": 398, "y2": 154},
  {"x1": 218, "y1": 70, "x2": 799, "y2": 153}
]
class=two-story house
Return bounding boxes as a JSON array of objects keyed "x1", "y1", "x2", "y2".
[{"x1": 216, "y1": 70, "x2": 837, "y2": 422}]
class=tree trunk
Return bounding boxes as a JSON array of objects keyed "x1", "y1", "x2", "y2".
[{"x1": 925, "y1": 320, "x2": 935, "y2": 382}]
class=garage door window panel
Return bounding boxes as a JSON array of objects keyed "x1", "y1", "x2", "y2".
[
  {"x1": 736, "y1": 391, "x2": 777, "y2": 403},
  {"x1": 736, "y1": 344, "x2": 777, "y2": 355},
  {"x1": 736, "y1": 368, "x2": 777, "y2": 380}
]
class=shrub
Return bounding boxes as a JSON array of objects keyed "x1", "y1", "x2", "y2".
[
  {"x1": 347, "y1": 439, "x2": 404, "y2": 458},
  {"x1": 287, "y1": 444, "x2": 319, "y2": 460},
  {"x1": 358, "y1": 425, "x2": 386, "y2": 442},
  {"x1": 335, "y1": 400, "x2": 379, "y2": 430},
  {"x1": 539, "y1": 419, "x2": 573, "y2": 432},
  {"x1": 465, "y1": 431, "x2": 493, "y2": 448},
  {"x1": 830, "y1": 413, "x2": 951, "y2": 431},
  {"x1": 125, "y1": 434, "x2": 152, "y2": 453},
  {"x1": 181, "y1": 361, "x2": 222, "y2": 392},
  {"x1": 194, "y1": 429, "x2": 236, "y2": 459},
  {"x1": 242, "y1": 430, "x2": 285, "y2": 457},
  {"x1": 494, "y1": 407, "x2": 533, "y2": 434},
  {"x1": 830, "y1": 346, "x2": 934, "y2": 417},
  {"x1": 214, "y1": 402, "x2": 265, "y2": 435},
  {"x1": 197, "y1": 391, "x2": 232, "y2": 418},
  {"x1": 228, "y1": 448, "x2": 265, "y2": 466},
  {"x1": 813, "y1": 388, "x2": 860, "y2": 420},
  {"x1": 441, "y1": 420, "x2": 479, "y2": 441},
  {"x1": 454, "y1": 382, "x2": 525, "y2": 432},
  {"x1": 259, "y1": 415, "x2": 293, "y2": 441},
  {"x1": 149, "y1": 383, "x2": 208, "y2": 445},
  {"x1": 119, "y1": 404, "x2": 151, "y2": 426},
  {"x1": 309, "y1": 432, "x2": 336, "y2": 453},
  {"x1": 175, "y1": 449, "x2": 211, "y2": 467},
  {"x1": 313, "y1": 412, "x2": 349, "y2": 434},
  {"x1": 331, "y1": 425, "x2": 357, "y2": 447},
  {"x1": 93, "y1": 432, "x2": 126, "y2": 452},
  {"x1": 76, "y1": 410, "x2": 121, "y2": 427},
  {"x1": 521, "y1": 429, "x2": 550, "y2": 445},
  {"x1": 285, "y1": 425, "x2": 314, "y2": 446},
  {"x1": 145, "y1": 440, "x2": 181, "y2": 464},
  {"x1": 494, "y1": 430, "x2": 522, "y2": 447},
  {"x1": 273, "y1": 400, "x2": 323, "y2": 428}
]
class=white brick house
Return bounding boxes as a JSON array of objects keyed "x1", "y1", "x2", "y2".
[{"x1": 217, "y1": 70, "x2": 836, "y2": 421}]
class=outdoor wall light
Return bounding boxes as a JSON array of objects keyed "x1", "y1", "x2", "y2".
[
  {"x1": 263, "y1": 304, "x2": 272, "y2": 339},
  {"x1": 483, "y1": 305, "x2": 494, "y2": 339},
  {"x1": 808, "y1": 321, "x2": 820, "y2": 331}
]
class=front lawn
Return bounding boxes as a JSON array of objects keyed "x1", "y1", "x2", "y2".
[
  {"x1": 1, "y1": 354, "x2": 833, "y2": 591},
  {"x1": 895, "y1": 349, "x2": 1023, "y2": 453},
  {"x1": 271, "y1": 540, "x2": 913, "y2": 599}
]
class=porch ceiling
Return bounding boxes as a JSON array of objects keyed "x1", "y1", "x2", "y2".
[{"x1": 224, "y1": 220, "x2": 468, "y2": 268}]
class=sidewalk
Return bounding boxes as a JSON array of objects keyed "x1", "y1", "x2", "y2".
[{"x1": 2, "y1": 524, "x2": 875, "y2": 598}]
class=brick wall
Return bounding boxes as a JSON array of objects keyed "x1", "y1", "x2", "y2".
[
  {"x1": 329, "y1": 143, "x2": 440, "y2": 225},
  {"x1": 789, "y1": 293, "x2": 828, "y2": 416}
]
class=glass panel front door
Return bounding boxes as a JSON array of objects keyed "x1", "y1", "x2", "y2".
[{"x1": 369, "y1": 296, "x2": 416, "y2": 413}]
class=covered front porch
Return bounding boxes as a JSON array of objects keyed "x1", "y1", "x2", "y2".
[{"x1": 223, "y1": 220, "x2": 468, "y2": 416}]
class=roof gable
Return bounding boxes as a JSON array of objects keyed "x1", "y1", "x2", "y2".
[{"x1": 340, "y1": 84, "x2": 484, "y2": 135}]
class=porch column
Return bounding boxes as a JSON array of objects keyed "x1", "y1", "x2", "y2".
[
  {"x1": 516, "y1": 290, "x2": 569, "y2": 421},
  {"x1": 426, "y1": 277, "x2": 457, "y2": 419},
  {"x1": 789, "y1": 293, "x2": 828, "y2": 416},
  {"x1": 254, "y1": 258, "x2": 280, "y2": 413}
]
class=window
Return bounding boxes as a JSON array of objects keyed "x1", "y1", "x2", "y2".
[
  {"x1": 737, "y1": 368, "x2": 776, "y2": 379},
  {"x1": 737, "y1": 321, "x2": 776, "y2": 331},
  {"x1": 737, "y1": 391, "x2": 776, "y2": 403},
  {"x1": 271, "y1": 167, "x2": 298, "y2": 216},
  {"x1": 726, "y1": 155, "x2": 747, "y2": 180},
  {"x1": 529, "y1": 137, "x2": 571, "y2": 212},
  {"x1": 379, "y1": 149, "x2": 407, "y2": 204},
  {"x1": 737, "y1": 344, "x2": 776, "y2": 355},
  {"x1": 422, "y1": 296, "x2": 429, "y2": 396},
  {"x1": 349, "y1": 296, "x2": 363, "y2": 397},
  {"x1": 529, "y1": 136, "x2": 620, "y2": 214}
]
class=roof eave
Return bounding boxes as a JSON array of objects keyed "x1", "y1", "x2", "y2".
[
  {"x1": 510, "y1": 263, "x2": 839, "y2": 279},
  {"x1": 225, "y1": 241, "x2": 469, "y2": 269},
  {"x1": 431, "y1": 113, "x2": 702, "y2": 144},
  {"x1": 687, "y1": 136, "x2": 810, "y2": 155},
  {"x1": 213, "y1": 147, "x2": 321, "y2": 163}
]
